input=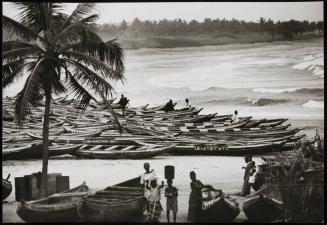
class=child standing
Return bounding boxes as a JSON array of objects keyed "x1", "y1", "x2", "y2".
[
  {"x1": 165, "y1": 179, "x2": 178, "y2": 223},
  {"x1": 145, "y1": 179, "x2": 164, "y2": 222}
]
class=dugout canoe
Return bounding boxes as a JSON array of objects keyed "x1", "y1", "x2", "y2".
[
  {"x1": 2, "y1": 175, "x2": 12, "y2": 201},
  {"x1": 243, "y1": 185, "x2": 284, "y2": 222},
  {"x1": 198, "y1": 190, "x2": 240, "y2": 222},
  {"x1": 16, "y1": 183, "x2": 90, "y2": 222},
  {"x1": 77, "y1": 177, "x2": 146, "y2": 222},
  {"x1": 74, "y1": 143, "x2": 175, "y2": 159},
  {"x1": 3, "y1": 143, "x2": 81, "y2": 160},
  {"x1": 170, "y1": 140, "x2": 288, "y2": 156}
]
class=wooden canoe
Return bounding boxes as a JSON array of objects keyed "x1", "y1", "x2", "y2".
[
  {"x1": 198, "y1": 190, "x2": 240, "y2": 222},
  {"x1": 77, "y1": 177, "x2": 146, "y2": 222},
  {"x1": 170, "y1": 140, "x2": 288, "y2": 156},
  {"x1": 2, "y1": 178, "x2": 12, "y2": 201},
  {"x1": 74, "y1": 144, "x2": 175, "y2": 159},
  {"x1": 16, "y1": 183, "x2": 90, "y2": 222},
  {"x1": 243, "y1": 185, "x2": 284, "y2": 222},
  {"x1": 3, "y1": 143, "x2": 81, "y2": 160}
]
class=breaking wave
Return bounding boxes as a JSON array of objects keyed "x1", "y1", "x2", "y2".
[
  {"x1": 245, "y1": 98, "x2": 289, "y2": 106},
  {"x1": 302, "y1": 100, "x2": 324, "y2": 109},
  {"x1": 292, "y1": 54, "x2": 324, "y2": 78},
  {"x1": 252, "y1": 87, "x2": 299, "y2": 94},
  {"x1": 252, "y1": 87, "x2": 324, "y2": 96}
]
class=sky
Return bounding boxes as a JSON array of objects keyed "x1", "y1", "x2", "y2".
[{"x1": 2, "y1": 2, "x2": 324, "y2": 24}]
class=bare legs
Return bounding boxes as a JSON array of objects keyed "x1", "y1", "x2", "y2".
[{"x1": 167, "y1": 210, "x2": 177, "y2": 223}]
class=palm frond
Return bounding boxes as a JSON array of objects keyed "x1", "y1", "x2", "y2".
[
  {"x1": 67, "y1": 32, "x2": 125, "y2": 74},
  {"x1": 14, "y1": 59, "x2": 47, "y2": 126},
  {"x1": 66, "y1": 59, "x2": 114, "y2": 99},
  {"x1": 63, "y1": 67, "x2": 98, "y2": 108},
  {"x1": 2, "y1": 59, "x2": 34, "y2": 88},
  {"x1": 61, "y1": 51, "x2": 124, "y2": 81},
  {"x1": 2, "y1": 40, "x2": 42, "y2": 52},
  {"x1": 58, "y1": 3, "x2": 96, "y2": 31},
  {"x1": 3, "y1": 46, "x2": 44, "y2": 63},
  {"x1": 55, "y1": 14, "x2": 99, "y2": 44},
  {"x1": 14, "y1": 2, "x2": 63, "y2": 33},
  {"x1": 2, "y1": 15, "x2": 44, "y2": 42}
]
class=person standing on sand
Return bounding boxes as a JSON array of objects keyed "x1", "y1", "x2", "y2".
[
  {"x1": 241, "y1": 156, "x2": 254, "y2": 196},
  {"x1": 165, "y1": 179, "x2": 178, "y2": 223},
  {"x1": 141, "y1": 162, "x2": 157, "y2": 212},
  {"x1": 145, "y1": 179, "x2": 165, "y2": 222},
  {"x1": 188, "y1": 171, "x2": 204, "y2": 222}
]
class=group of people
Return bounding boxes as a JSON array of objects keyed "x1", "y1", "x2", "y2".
[
  {"x1": 140, "y1": 163, "x2": 214, "y2": 223},
  {"x1": 140, "y1": 162, "x2": 178, "y2": 223}
]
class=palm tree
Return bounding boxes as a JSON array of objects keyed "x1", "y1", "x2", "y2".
[{"x1": 2, "y1": 3, "x2": 125, "y2": 197}]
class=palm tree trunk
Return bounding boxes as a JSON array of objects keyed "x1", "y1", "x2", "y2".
[{"x1": 40, "y1": 91, "x2": 51, "y2": 197}]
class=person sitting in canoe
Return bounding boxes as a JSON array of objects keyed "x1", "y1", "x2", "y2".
[
  {"x1": 187, "y1": 171, "x2": 213, "y2": 222},
  {"x1": 117, "y1": 94, "x2": 129, "y2": 115},
  {"x1": 141, "y1": 162, "x2": 157, "y2": 212},
  {"x1": 163, "y1": 99, "x2": 176, "y2": 112},
  {"x1": 241, "y1": 155, "x2": 255, "y2": 196},
  {"x1": 231, "y1": 110, "x2": 240, "y2": 124},
  {"x1": 145, "y1": 179, "x2": 165, "y2": 222},
  {"x1": 165, "y1": 179, "x2": 178, "y2": 223}
]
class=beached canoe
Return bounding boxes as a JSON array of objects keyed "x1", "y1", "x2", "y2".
[
  {"x1": 2, "y1": 177, "x2": 12, "y2": 201},
  {"x1": 170, "y1": 140, "x2": 288, "y2": 156},
  {"x1": 16, "y1": 183, "x2": 90, "y2": 222},
  {"x1": 243, "y1": 186, "x2": 284, "y2": 222},
  {"x1": 74, "y1": 143, "x2": 175, "y2": 159},
  {"x1": 77, "y1": 177, "x2": 146, "y2": 222},
  {"x1": 3, "y1": 143, "x2": 81, "y2": 160},
  {"x1": 198, "y1": 190, "x2": 240, "y2": 222}
]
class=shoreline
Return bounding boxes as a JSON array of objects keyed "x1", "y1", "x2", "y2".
[{"x1": 118, "y1": 35, "x2": 323, "y2": 50}]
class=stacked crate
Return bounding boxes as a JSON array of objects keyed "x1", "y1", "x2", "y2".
[{"x1": 15, "y1": 172, "x2": 69, "y2": 201}]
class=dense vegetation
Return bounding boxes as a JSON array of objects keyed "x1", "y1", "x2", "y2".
[
  {"x1": 99, "y1": 18, "x2": 323, "y2": 41},
  {"x1": 4, "y1": 17, "x2": 323, "y2": 49}
]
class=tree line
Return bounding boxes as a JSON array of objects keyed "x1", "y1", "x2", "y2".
[{"x1": 99, "y1": 17, "x2": 323, "y2": 40}]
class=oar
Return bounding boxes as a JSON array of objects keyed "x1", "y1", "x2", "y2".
[{"x1": 6, "y1": 173, "x2": 11, "y2": 181}]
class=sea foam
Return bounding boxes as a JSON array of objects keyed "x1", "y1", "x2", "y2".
[
  {"x1": 292, "y1": 55, "x2": 324, "y2": 78},
  {"x1": 302, "y1": 100, "x2": 324, "y2": 109}
]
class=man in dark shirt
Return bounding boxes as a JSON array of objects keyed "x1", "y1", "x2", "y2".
[
  {"x1": 117, "y1": 94, "x2": 129, "y2": 115},
  {"x1": 165, "y1": 179, "x2": 178, "y2": 223},
  {"x1": 164, "y1": 99, "x2": 175, "y2": 112}
]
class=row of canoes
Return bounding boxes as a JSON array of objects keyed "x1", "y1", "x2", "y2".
[
  {"x1": 15, "y1": 176, "x2": 241, "y2": 222},
  {"x1": 3, "y1": 97, "x2": 306, "y2": 160}
]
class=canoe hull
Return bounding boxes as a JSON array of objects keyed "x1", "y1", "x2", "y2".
[
  {"x1": 2, "y1": 179, "x2": 12, "y2": 201},
  {"x1": 77, "y1": 196, "x2": 146, "y2": 222},
  {"x1": 198, "y1": 197, "x2": 240, "y2": 222},
  {"x1": 17, "y1": 202, "x2": 79, "y2": 222},
  {"x1": 16, "y1": 184, "x2": 89, "y2": 222},
  {"x1": 243, "y1": 195, "x2": 284, "y2": 222}
]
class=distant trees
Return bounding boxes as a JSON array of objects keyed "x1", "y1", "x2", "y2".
[{"x1": 98, "y1": 18, "x2": 323, "y2": 40}]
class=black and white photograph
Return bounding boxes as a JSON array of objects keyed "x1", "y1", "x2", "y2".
[{"x1": 2, "y1": 1, "x2": 324, "y2": 223}]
